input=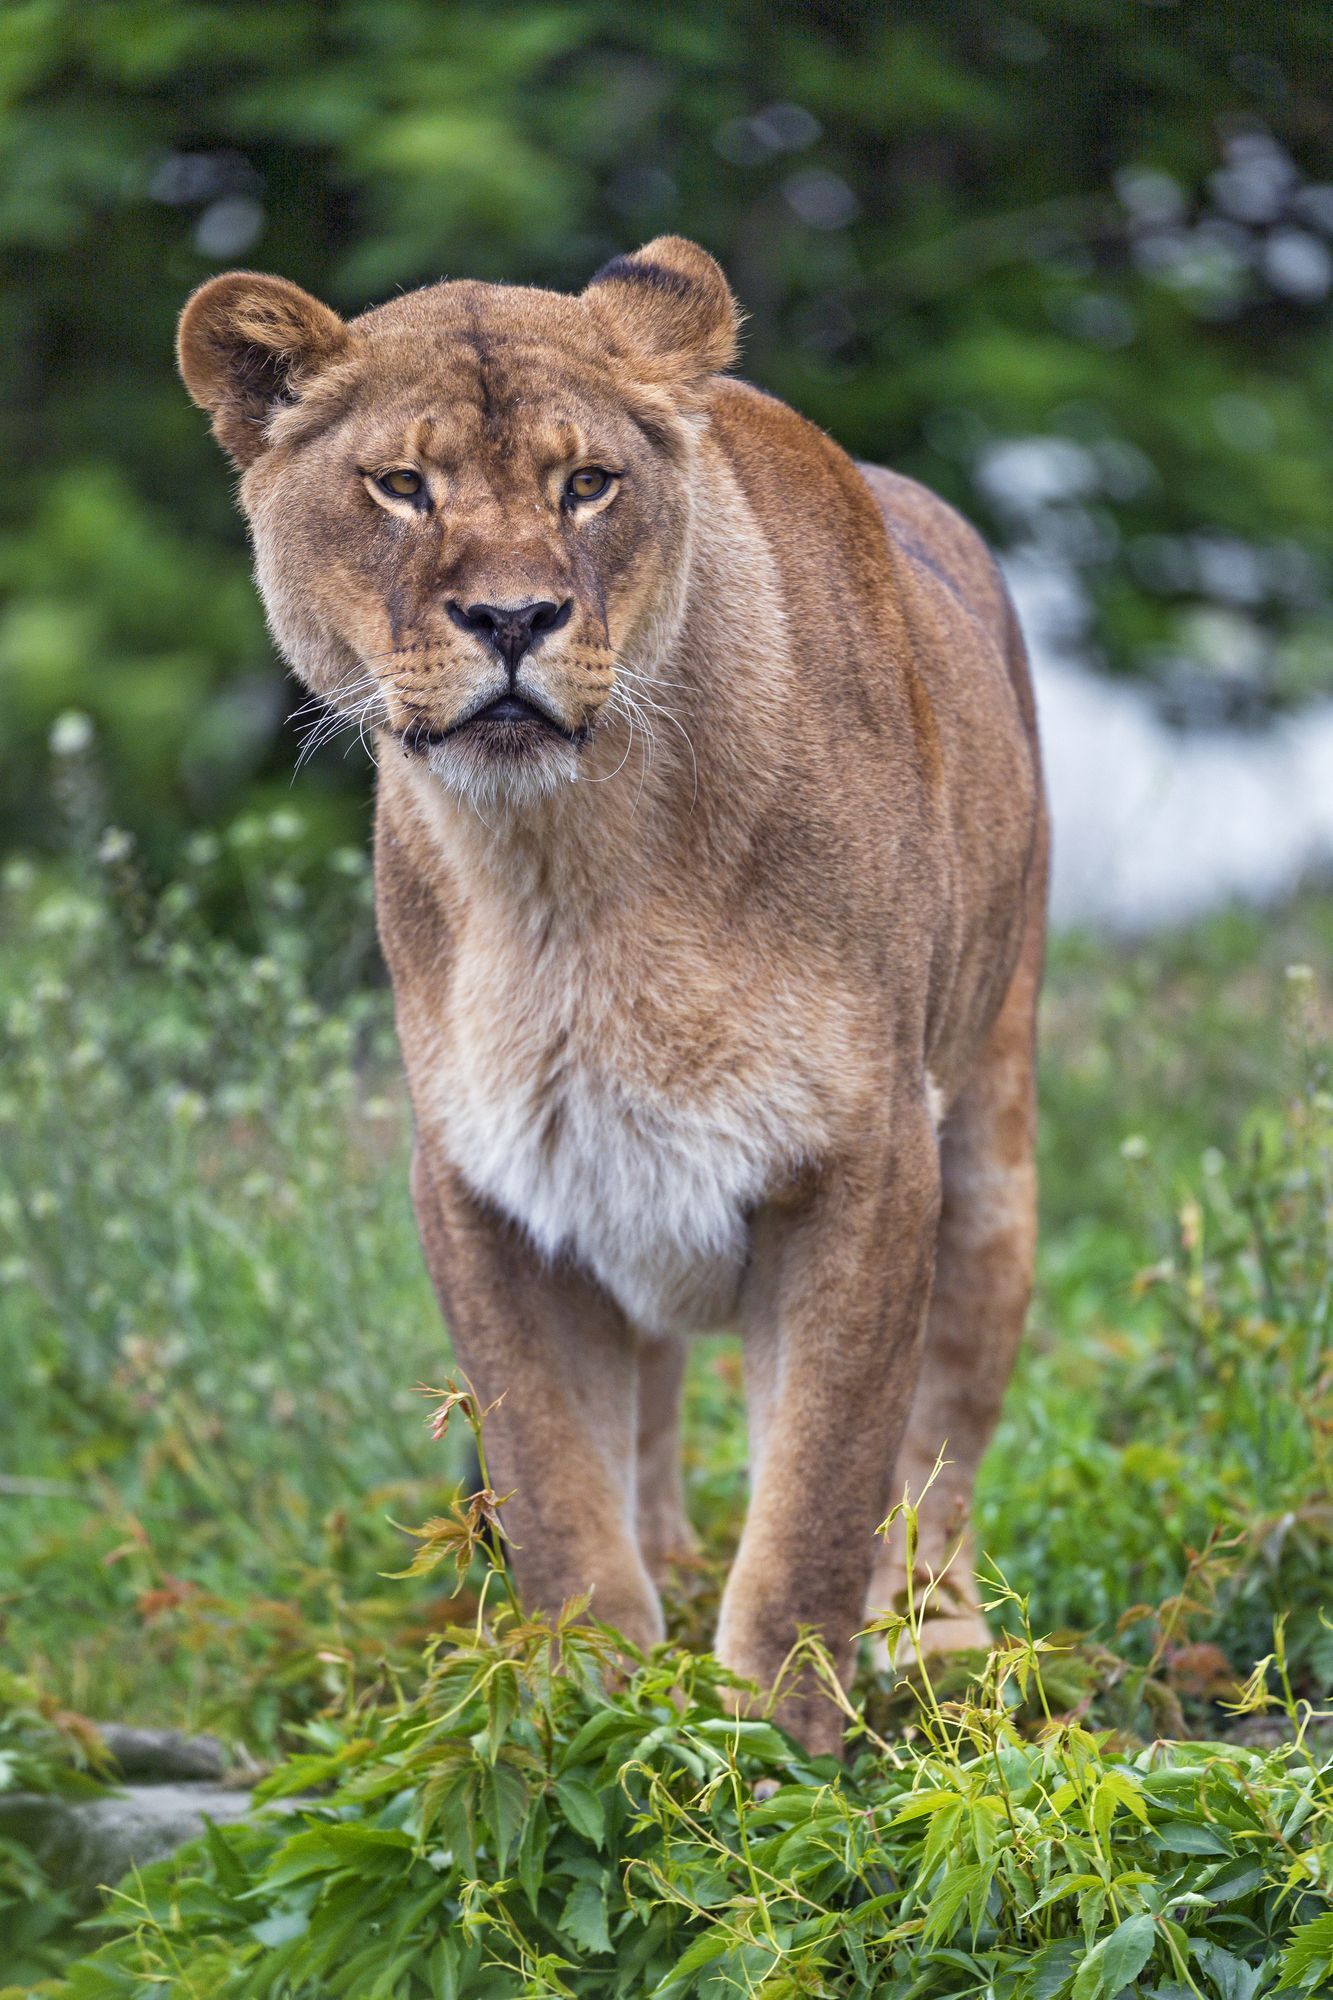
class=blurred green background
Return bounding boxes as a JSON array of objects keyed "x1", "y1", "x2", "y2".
[{"x1": 1, "y1": 0, "x2": 1331, "y2": 864}]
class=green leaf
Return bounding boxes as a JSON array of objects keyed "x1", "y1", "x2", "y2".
[
  {"x1": 553, "y1": 1774, "x2": 606, "y2": 1848},
  {"x1": 1029, "y1": 1871, "x2": 1106, "y2": 1915},
  {"x1": 558, "y1": 1877, "x2": 612, "y2": 1957},
  {"x1": 427, "y1": 1933, "x2": 460, "y2": 2000},
  {"x1": 692, "y1": 1717, "x2": 793, "y2": 1761},
  {"x1": 1202, "y1": 1857, "x2": 1267, "y2": 1903},
  {"x1": 479, "y1": 1758, "x2": 530, "y2": 1865},
  {"x1": 249, "y1": 1906, "x2": 310, "y2": 1948},
  {"x1": 1101, "y1": 1771, "x2": 1149, "y2": 1824},
  {"x1": 1071, "y1": 1912, "x2": 1158, "y2": 2000},
  {"x1": 919, "y1": 1800, "x2": 965, "y2": 1880},
  {"x1": 201, "y1": 1816, "x2": 252, "y2": 1900},
  {"x1": 1150, "y1": 1818, "x2": 1233, "y2": 1855},
  {"x1": 1078, "y1": 1884, "x2": 1107, "y2": 1948},
  {"x1": 517, "y1": 1796, "x2": 549, "y2": 1915},
  {"x1": 1195, "y1": 1941, "x2": 1263, "y2": 2000},
  {"x1": 922, "y1": 1860, "x2": 984, "y2": 1944},
  {"x1": 320, "y1": 1823, "x2": 415, "y2": 1876},
  {"x1": 1030, "y1": 1938, "x2": 1081, "y2": 2000},
  {"x1": 558, "y1": 1707, "x2": 636, "y2": 1770},
  {"x1": 649, "y1": 1927, "x2": 734, "y2": 1998},
  {"x1": 482, "y1": 1662, "x2": 521, "y2": 1762},
  {"x1": 1277, "y1": 1914, "x2": 1333, "y2": 1991},
  {"x1": 1100, "y1": 1912, "x2": 1156, "y2": 1994},
  {"x1": 892, "y1": 1786, "x2": 965, "y2": 1825}
]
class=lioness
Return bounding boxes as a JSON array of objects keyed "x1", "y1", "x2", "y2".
[{"x1": 179, "y1": 236, "x2": 1046, "y2": 1754}]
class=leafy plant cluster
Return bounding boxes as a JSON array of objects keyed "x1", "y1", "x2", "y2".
[
  {"x1": 982, "y1": 1025, "x2": 1333, "y2": 1697},
  {"x1": 15, "y1": 1463, "x2": 1333, "y2": 2000},
  {"x1": 0, "y1": 760, "x2": 455, "y2": 1740},
  {"x1": 2, "y1": 2, "x2": 1331, "y2": 861},
  {"x1": 0, "y1": 1671, "x2": 110, "y2": 1989}
]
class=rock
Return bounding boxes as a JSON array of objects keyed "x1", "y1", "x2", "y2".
[
  {"x1": 0, "y1": 1783, "x2": 262, "y2": 1906},
  {"x1": 93, "y1": 1722, "x2": 229, "y2": 1784}
]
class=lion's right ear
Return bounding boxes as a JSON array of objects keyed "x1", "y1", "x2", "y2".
[
  {"x1": 177, "y1": 272, "x2": 349, "y2": 467},
  {"x1": 584, "y1": 237, "x2": 740, "y2": 400}
]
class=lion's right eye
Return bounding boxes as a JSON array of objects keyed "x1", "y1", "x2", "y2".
[{"x1": 377, "y1": 469, "x2": 423, "y2": 499}]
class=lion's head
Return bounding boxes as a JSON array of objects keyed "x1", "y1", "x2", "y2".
[{"x1": 178, "y1": 238, "x2": 739, "y2": 810}]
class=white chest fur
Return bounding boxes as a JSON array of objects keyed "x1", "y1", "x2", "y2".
[{"x1": 424, "y1": 918, "x2": 830, "y2": 1336}]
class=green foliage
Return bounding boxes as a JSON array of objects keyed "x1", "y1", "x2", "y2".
[
  {"x1": 0, "y1": 1671, "x2": 111, "y2": 1988},
  {"x1": 0, "y1": 798, "x2": 1329, "y2": 1988},
  {"x1": 984, "y1": 1006, "x2": 1333, "y2": 1685},
  {"x1": 2, "y1": 2, "x2": 1331, "y2": 857},
  {"x1": 0, "y1": 785, "x2": 452, "y2": 1739},
  {"x1": 17, "y1": 1516, "x2": 1333, "y2": 1999},
  {"x1": 0, "y1": 1668, "x2": 111, "y2": 1802}
]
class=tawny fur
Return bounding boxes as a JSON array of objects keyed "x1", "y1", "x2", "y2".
[{"x1": 178, "y1": 236, "x2": 1047, "y2": 1755}]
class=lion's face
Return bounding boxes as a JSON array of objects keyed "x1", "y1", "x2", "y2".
[{"x1": 178, "y1": 241, "x2": 739, "y2": 810}]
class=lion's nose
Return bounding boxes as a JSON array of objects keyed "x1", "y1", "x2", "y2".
[{"x1": 447, "y1": 598, "x2": 572, "y2": 672}]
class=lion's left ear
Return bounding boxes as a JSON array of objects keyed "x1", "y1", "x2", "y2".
[
  {"x1": 177, "y1": 271, "x2": 350, "y2": 467},
  {"x1": 584, "y1": 237, "x2": 740, "y2": 396}
]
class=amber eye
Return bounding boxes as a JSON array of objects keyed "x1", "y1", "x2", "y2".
[
  {"x1": 566, "y1": 467, "x2": 613, "y2": 504},
  {"x1": 376, "y1": 469, "x2": 423, "y2": 499}
]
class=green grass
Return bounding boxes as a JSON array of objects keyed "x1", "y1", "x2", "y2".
[{"x1": 0, "y1": 804, "x2": 1330, "y2": 1994}]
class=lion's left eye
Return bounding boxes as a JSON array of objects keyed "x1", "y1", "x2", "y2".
[
  {"x1": 566, "y1": 467, "x2": 612, "y2": 503},
  {"x1": 377, "y1": 469, "x2": 423, "y2": 498}
]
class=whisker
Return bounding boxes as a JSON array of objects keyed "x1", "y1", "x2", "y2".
[
  {"x1": 611, "y1": 676, "x2": 697, "y2": 812},
  {"x1": 289, "y1": 672, "x2": 385, "y2": 776},
  {"x1": 607, "y1": 683, "x2": 657, "y2": 814}
]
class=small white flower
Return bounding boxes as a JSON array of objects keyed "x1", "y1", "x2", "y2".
[
  {"x1": 50, "y1": 711, "x2": 94, "y2": 756},
  {"x1": 97, "y1": 827, "x2": 134, "y2": 865}
]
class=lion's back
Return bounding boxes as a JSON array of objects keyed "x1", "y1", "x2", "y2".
[{"x1": 857, "y1": 461, "x2": 1039, "y2": 750}]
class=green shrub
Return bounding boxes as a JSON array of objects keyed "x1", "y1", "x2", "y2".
[
  {"x1": 22, "y1": 1487, "x2": 1333, "y2": 2000},
  {"x1": 0, "y1": 1672, "x2": 110, "y2": 1989}
]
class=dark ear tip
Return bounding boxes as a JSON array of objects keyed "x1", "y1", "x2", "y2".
[
  {"x1": 585, "y1": 236, "x2": 740, "y2": 384},
  {"x1": 588, "y1": 253, "x2": 697, "y2": 301}
]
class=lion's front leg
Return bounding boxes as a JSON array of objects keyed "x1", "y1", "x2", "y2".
[
  {"x1": 410, "y1": 1146, "x2": 664, "y2": 1651},
  {"x1": 716, "y1": 1106, "x2": 941, "y2": 1756}
]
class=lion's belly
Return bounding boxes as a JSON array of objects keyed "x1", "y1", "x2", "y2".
[{"x1": 432, "y1": 1006, "x2": 819, "y2": 1335}]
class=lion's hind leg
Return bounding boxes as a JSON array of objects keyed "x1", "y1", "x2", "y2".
[
  {"x1": 867, "y1": 906, "x2": 1043, "y2": 1663},
  {"x1": 636, "y1": 1334, "x2": 699, "y2": 1584}
]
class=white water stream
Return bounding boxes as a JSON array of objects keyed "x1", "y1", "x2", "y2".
[{"x1": 1011, "y1": 562, "x2": 1333, "y2": 931}]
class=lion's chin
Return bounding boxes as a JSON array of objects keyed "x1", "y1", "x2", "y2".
[{"x1": 413, "y1": 727, "x2": 582, "y2": 814}]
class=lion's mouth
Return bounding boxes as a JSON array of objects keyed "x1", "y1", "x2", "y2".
[{"x1": 400, "y1": 692, "x2": 574, "y2": 752}]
